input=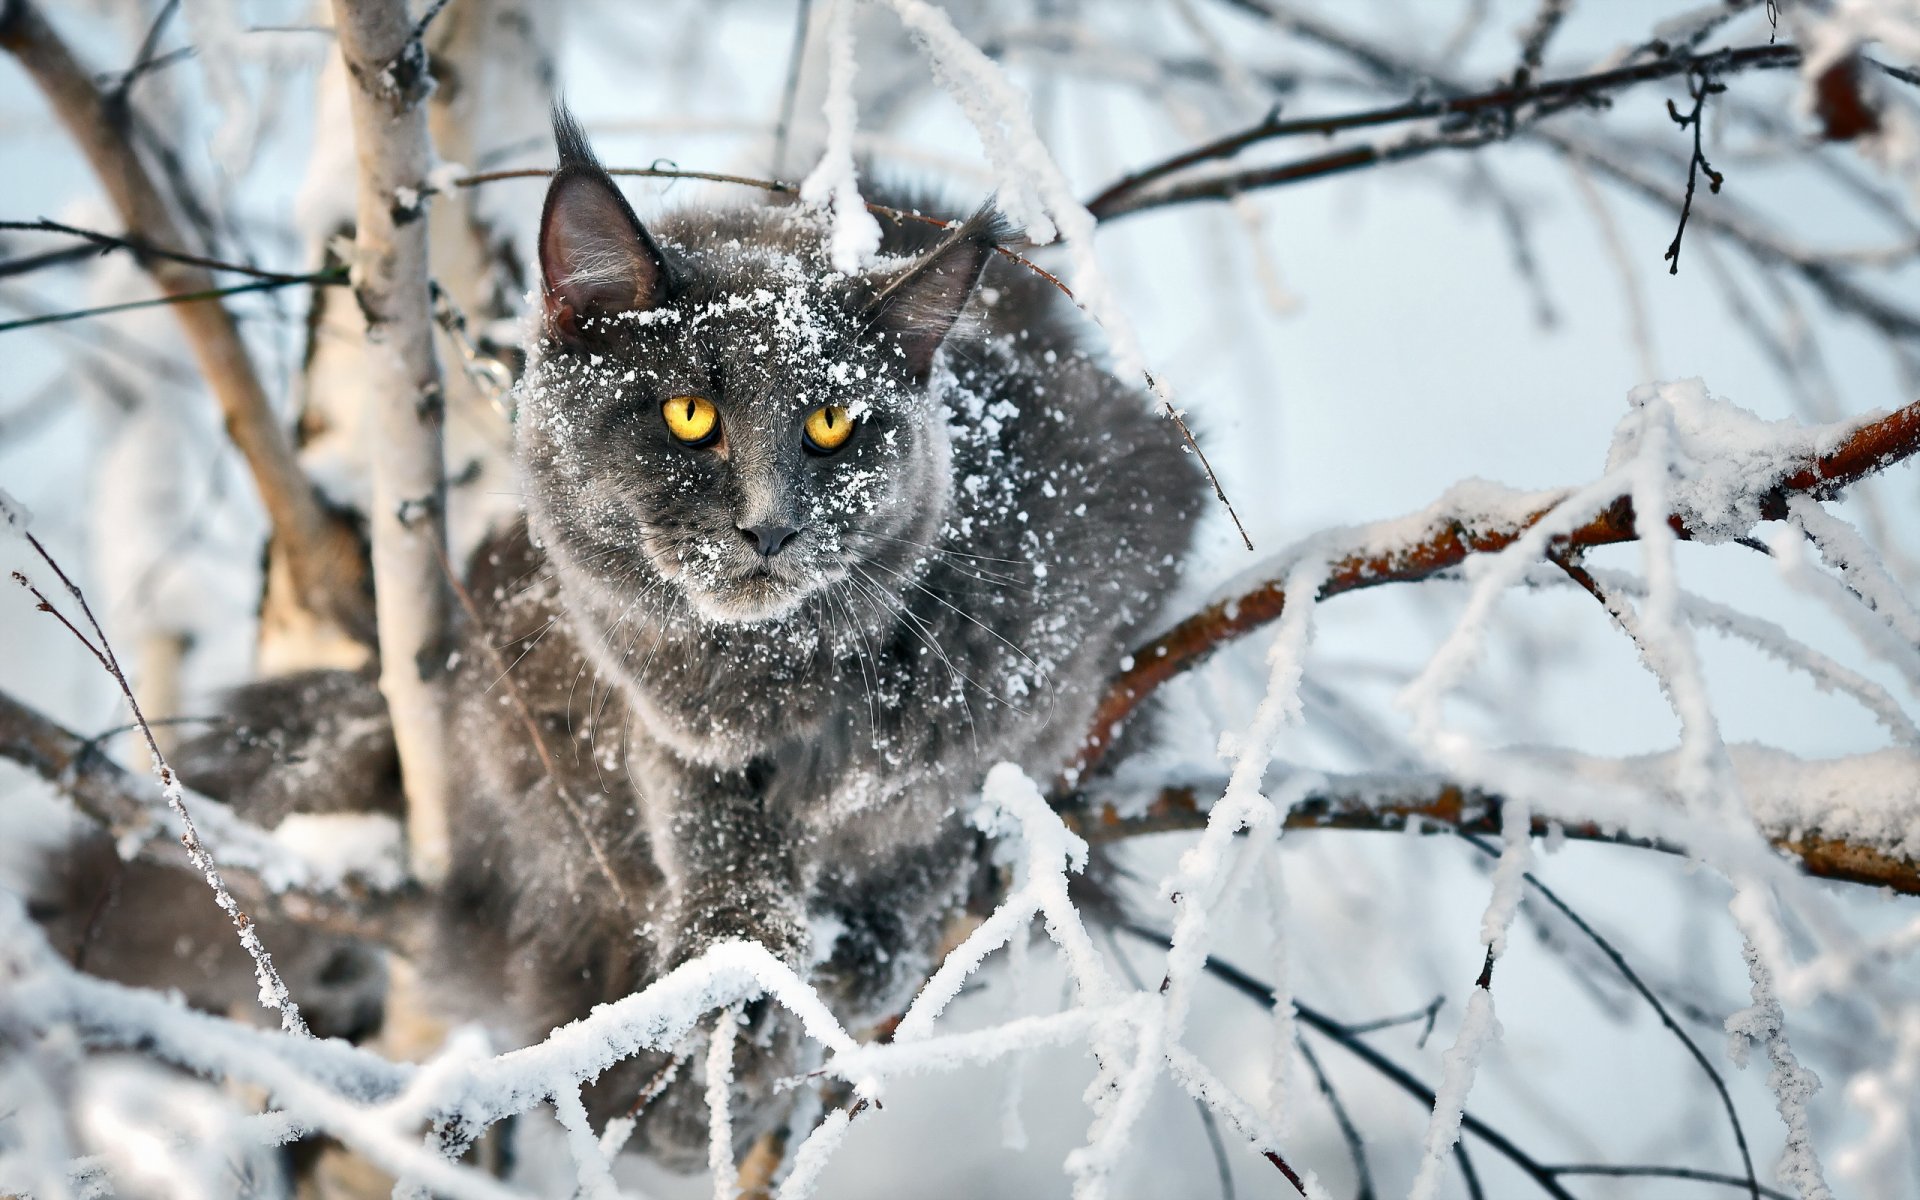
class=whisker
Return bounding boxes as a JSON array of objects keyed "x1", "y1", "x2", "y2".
[
  {"x1": 486, "y1": 616, "x2": 557, "y2": 694},
  {"x1": 843, "y1": 525, "x2": 1037, "y2": 570},
  {"x1": 860, "y1": 553, "x2": 1054, "y2": 698},
  {"x1": 828, "y1": 580, "x2": 884, "y2": 749}
]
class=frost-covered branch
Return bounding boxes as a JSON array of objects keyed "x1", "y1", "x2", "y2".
[
  {"x1": 0, "y1": 0, "x2": 372, "y2": 643},
  {"x1": 326, "y1": 0, "x2": 456, "y2": 883},
  {"x1": 0, "y1": 683, "x2": 417, "y2": 947},
  {"x1": 10, "y1": 532, "x2": 308, "y2": 1034},
  {"x1": 1074, "y1": 751, "x2": 1920, "y2": 897},
  {"x1": 1072, "y1": 395, "x2": 1920, "y2": 780}
]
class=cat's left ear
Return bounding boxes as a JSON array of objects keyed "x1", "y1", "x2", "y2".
[
  {"x1": 539, "y1": 104, "x2": 676, "y2": 343},
  {"x1": 862, "y1": 206, "x2": 1009, "y2": 380}
]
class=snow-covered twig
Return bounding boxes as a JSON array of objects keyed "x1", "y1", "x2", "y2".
[
  {"x1": 10, "y1": 533, "x2": 308, "y2": 1035},
  {"x1": 1072, "y1": 747, "x2": 1920, "y2": 896}
]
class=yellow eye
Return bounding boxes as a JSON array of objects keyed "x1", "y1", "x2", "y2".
[
  {"x1": 803, "y1": 404, "x2": 855, "y2": 454},
  {"x1": 662, "y1": 395, "x2": 719, "y2": 446}
]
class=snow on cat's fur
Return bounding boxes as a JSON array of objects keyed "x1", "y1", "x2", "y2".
[{"x1": 68, "y1": 107, "x2": 1206, "y2": 1168}]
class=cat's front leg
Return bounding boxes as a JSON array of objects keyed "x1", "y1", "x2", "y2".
[{"x1": 650, "y1": 760, "x2": 811, "y2": 972}]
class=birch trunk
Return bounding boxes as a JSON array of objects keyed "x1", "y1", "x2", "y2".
[{"x1": 327, "y1": 0, "x2": 455, "y2": 884}]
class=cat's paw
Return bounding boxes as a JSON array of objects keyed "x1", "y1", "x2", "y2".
[{"x1": 664, "y1": 888, "x2": 810, "y2": 973}]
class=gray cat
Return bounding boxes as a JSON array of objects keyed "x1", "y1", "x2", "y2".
[{"x1": 54, "y1": 108, "x2": 1205, "y2": 1167}]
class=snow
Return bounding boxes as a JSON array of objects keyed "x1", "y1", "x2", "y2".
[
  {"x1": 1405, "y1": 989, "x2": 1501, "y2": 1200},
  {"x1": 269, "y1": 813, "x2": 407, "y2": 893},
  {"x1": 798, "y1": 0, "x2": 883, "y2": 273},
  {"x1": 1728, "y1": 944, "x2": 1836, "y2": 1200},
  {"x1": 705, "y1": 1008, "x2": 740, "y2": 1200}
]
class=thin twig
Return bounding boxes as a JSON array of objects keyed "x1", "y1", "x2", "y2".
[
  {"x1": 0, "y1": 219, "x2": 323, "y2": 282},
  {"x1": 12, "y1": 534, "x2": 308, "y2": 1035},
  {"x1": 1663, "y1": 68, "x2": 1728, "y2": 275},
  {"x1": 1118, "y1": 923, "x2": 1577, "y2": 1200},
  {"x1": 0, "y1": 271, "x2": 345, "y2": 334},
  {"x1": 1082, "y1": 42, "x2": 1796, "y2": 218},
  {"x1": 1456, "y1": 830, "x2": 1762, "y2": 1200},
  {"x1": 101, "y1": 0, "x2": 180, "y2": 113},
  {"x1": 1294, "y1": 1037, "x2": 1373, "y2": 1199},
  {"x1": 1550, "y1": 1164, "x2": 1789, "y2": 1198},
  {"x1": 1513, "y1": 0, "x2": 1571, "y2": 82},
  {"x1": 1337, "y1": 994, "x2": 1446, "y2": 1040}
]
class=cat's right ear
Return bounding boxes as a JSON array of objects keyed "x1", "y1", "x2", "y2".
[{"x1": 539, "y1": 105, "x2": 674, "y2": 343}]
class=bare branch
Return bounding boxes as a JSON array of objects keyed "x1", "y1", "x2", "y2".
[
  {"x1": 0, "y1": 270, "x2": 344, "y2": 334},
  {"x1": 0, "y1": 219, "x2": 326, "y2": 283},
  {"x1": 1118, "y1": 923, "x2": 1579, "y2": 1200},
  {"x1": 1663, "y1": 68, "x2": 1728, "y2": 275},
  {"x1": 0, "y1": 0, "x2": 373, "y2": 643},
  {"x1": 1082, "y1": 42, "x2": 1798, "y2": 219}
]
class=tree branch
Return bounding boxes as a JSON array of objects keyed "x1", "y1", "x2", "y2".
[
  {"x1": 327, "y1": 0, "x2": 456, "y2": 883},
  {"x1": 1069, "y1": 397, "x2": 1920, "y2": 780},
  {"x1": 0, "y1": 684, "x2": 419, "y2": 947},
  {"x1": 1069, "y1": 769, "x2": 1920, "y2": 897},
  {"x1": 1083, "y1": 42, "x2": 1798, "y2": 219},
  {"x1": 0, "y1": 0, "x2": 372, "y2": 643},
  {"x1": 1114, "y1": 6, "x2": 1920, "y2": 345}
]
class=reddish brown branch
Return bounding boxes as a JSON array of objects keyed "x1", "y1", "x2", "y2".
[
  {"x1": 1070, "y1": 779, "x2": 1920, "y2": 897},
  {"x1": 1070, "y1": 397, "x2": 1920, "y2": 780}
]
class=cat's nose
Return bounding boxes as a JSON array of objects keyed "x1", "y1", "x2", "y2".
[{"x1": 739, "y1": 523, "x2": 800, "y2": 557}]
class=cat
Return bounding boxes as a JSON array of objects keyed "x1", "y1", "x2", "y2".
[{"x1": 59, "y1": 106, "x2": 1207, "y2": 1169}]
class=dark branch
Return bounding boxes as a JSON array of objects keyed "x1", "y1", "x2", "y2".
[
  {"x1": 1118, "y1": 923, "x2": 1578, "y2": 1200},
  {"x1": 0, "y1": 219, "x2": 324, "y2": 283},
  {"x1": 1663, "y1": 69, "x2": 1728, "y2": 274},
  {"x1": 0, "y1": 270, "x2": 346, "y2": 335},
  {"x1": 1455, "y1": 832, "x2": 1760, "y2": 1200},
  {"x1": 1083, "y1": 43, "x2": 1797, "y2": 219}
]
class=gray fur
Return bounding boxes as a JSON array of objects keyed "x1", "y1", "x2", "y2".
[{"x1": 44, "y1": 118, "x2": 1206, "y2": 1168}]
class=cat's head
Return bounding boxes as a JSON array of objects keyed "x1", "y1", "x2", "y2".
[{"x1": 518, "y1": 109, "x2": 1004, "y2": 625}]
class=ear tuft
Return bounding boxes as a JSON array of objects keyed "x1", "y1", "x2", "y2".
[
  {"x1": 539, "y1": 103, "x2": 675, "y2": 343},
  {"x1": 863, "y1": 205, "x2": 1010, "y2": 380}
]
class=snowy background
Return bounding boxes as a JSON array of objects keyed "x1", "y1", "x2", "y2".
[{"x1": 3, "y1": 1, "x2": 1920, "y2": 1198}]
